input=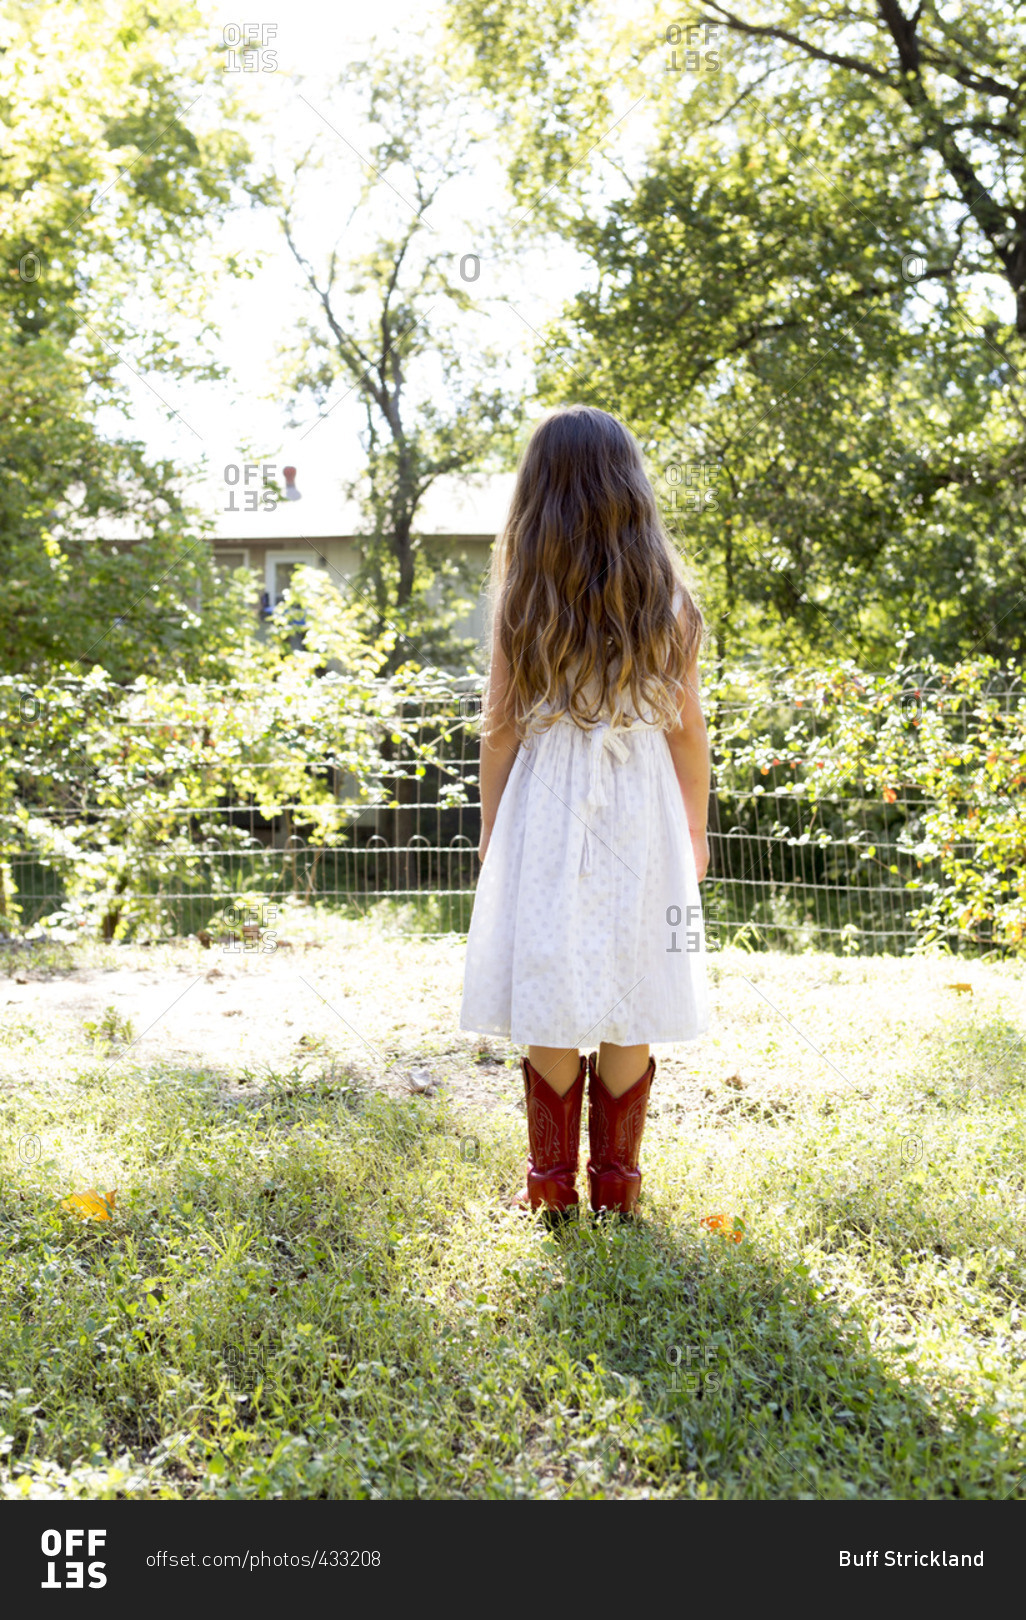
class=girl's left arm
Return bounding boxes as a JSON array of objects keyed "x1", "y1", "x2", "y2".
[
  {"x1": 664, "y1": 648, "x2": 711, "y2": 881},
  {"x1": 478, "y1": 617, "x2": 520, "y2": 863}
]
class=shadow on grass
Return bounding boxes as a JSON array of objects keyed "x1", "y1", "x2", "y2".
[
  {"x1": 510, "y1": 1201, "x2": 1023, "y2": 1500},
  {"x1": 2, "y1": 1053, "x2": 1023, "y2": 1500}
]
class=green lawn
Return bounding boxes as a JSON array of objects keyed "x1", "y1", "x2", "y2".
[{"x1": 0, "y1": 919, "x2": 1023, "y2": 1498}]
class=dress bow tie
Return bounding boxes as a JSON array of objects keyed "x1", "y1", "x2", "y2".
[{"x1": 577, "y1": 722, "x2": 632, "y2": 876}]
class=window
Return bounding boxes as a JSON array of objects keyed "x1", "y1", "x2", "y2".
[
  {"x1": 263, "y1": 551, "x2": 310, "y2": 617},
  {"x1": 261, "y1": 551, "x2": 315, "y2": 645}
]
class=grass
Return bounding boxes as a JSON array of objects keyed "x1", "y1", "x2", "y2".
[{"x1": 0, "y1": 921, "x2": 1023, "y2": 1499}]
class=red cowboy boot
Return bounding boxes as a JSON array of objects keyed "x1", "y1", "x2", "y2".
[
  {"x1": 586, "y1": 1051, "x2": 656, "y2": 1216},
  {"x1": 515, "y1": 1054, "x2": 586, "y2": 1217}
]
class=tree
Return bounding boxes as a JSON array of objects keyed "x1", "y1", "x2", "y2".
[
  {"x1": 534, "y1": 123, "x2": 1026, "y2": 668},
  {"x1": 0, "y1": 336, "x2": 256, "y2": 681},
  {"x1": 0, "y1": 0, "x2": 257, "y2": 681},
  {"x1": 696, "y1": 1, "x2": 1026, "y2": 333},
  {"x1": 447, "y1": 0, "x2": 1026, "y2": 667},
  {"x1": 270, "y1": 39, "x2": 523, "y2": 673}
]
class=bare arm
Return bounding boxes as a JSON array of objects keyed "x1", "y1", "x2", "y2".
[
  {"x1": 664, "y1": 644, "x2": 711, "y2": 881},
  {"x1": 478, "y1": 615, "x2": 520, "y2": 862}
]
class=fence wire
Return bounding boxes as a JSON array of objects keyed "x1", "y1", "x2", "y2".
[{"x1": 1, "y1": 669, "x2": 1022, "y2": 954}]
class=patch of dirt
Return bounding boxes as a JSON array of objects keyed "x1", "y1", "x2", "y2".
[
  {"x1": 7, "y1": 935, "x2": 1012, "y2": 1122},
  {"x1": 0, "y1": 939, "x2": 712, "y2": 1118}
]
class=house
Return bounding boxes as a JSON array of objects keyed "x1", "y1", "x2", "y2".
[{"x1": 210, "y1": 465, "x2": 515, "y2": 649}]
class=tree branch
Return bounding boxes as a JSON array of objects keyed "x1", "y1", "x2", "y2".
[{"x1": 697, "y1": 4, "x2": 889, "y2": 81}]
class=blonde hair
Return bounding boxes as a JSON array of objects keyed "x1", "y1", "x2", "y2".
[{"x1": 485, "y1": 405, "x2": 704, "y2": 740}]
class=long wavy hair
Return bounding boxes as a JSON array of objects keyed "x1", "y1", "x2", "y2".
[{"x1": 484, "y1": 405, "x2": 704, "y2": 740}]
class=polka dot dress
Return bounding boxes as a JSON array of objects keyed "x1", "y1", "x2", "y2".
[{"x1": 459, "y1": 656, "x2": 710, "y2": 1050}]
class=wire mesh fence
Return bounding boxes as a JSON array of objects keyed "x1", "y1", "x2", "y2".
[
  {"x1": 705, "y1": 661, "x2": 1026, "y2": 955},
  {"x1": 1, "y1": 664, "x2": 1023, "y2": 954},
  {"x1": 1, "y1": 676, "x2": 486, "y2": 943},
  {"x1": 703, "y1": 661, "x2": 1026, "y2": 955}
]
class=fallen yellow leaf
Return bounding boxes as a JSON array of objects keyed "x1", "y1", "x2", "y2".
[{"x1": 60, "y1": 1188, "x2": 117, "y2": 1221}]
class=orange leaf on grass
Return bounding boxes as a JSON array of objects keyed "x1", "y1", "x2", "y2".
[
  {"x1": 700, "y1": 1212, "x2": 745, "y2": 1242},
  {"x1": 60, "y1": 1188, "x2": 117, "y2": 1221}
]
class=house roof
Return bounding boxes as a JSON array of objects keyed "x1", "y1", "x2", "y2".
[
  {"x1": 53, "y1": 468, "x2": 516, "y2": 544},
  {"x1": 213, "y1": 466, "x2": 515, "y2": 542}
]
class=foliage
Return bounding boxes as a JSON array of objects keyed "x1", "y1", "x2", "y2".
[
  {"x1": 0, "y1": 332, "x2": 261, "y2": 681},
  {"x1": 446, "y1": 0, "x2": 1026, "y2": 667},
  {"x1": 269, "y1": 38, "x2": 522, "y2": 665},
  {"x1": 705, "y1": 640, "x2": 1026, "y2": 954},
  {"x1": 0, "y1": 933, "x2": 1023, "y2": 1498},
  {"x1": 0, "y1": 0, "x2": 257, "y2": 679},
  {"x1": 1, "y1": 626, "x2": 1024, "y2": 955},
  {"x1": 0, "y1": 568, "x2": 477, "y2": 941}
]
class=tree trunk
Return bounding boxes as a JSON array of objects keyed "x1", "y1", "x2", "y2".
[{"x1": 395, "y1": 514, "x2": 415, "y2": 607}]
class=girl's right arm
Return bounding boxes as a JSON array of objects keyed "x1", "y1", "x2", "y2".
[
  {"x1": 664, "y1": 646, "x2": 711, "y2": 881},
  {"x1": 478, "y1": 616, "x2": 520, "y2": 863}
]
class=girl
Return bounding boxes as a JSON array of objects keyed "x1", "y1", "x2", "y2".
[{"x1": 459, "y1": 405, "x2": 710, "y2": 1220}]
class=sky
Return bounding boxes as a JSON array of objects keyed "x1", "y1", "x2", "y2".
[
  {"x1": 91, "y1": 0, "x2": 1016, "y2": 541},
  {"x1": 107, "y1": 0, "x2": 601, "y2": 533}
]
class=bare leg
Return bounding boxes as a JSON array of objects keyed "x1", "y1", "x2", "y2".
[
  {"x1": 527, "y1": 1045, "x2": 583, "y2": 1097},
  {"x1": 596, "y1": 1042, "x2": 651, "y2": 1098}
]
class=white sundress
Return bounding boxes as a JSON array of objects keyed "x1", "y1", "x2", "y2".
[{"x1": 459, "y1": 641, "x2": 710, "y2": 1050}]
